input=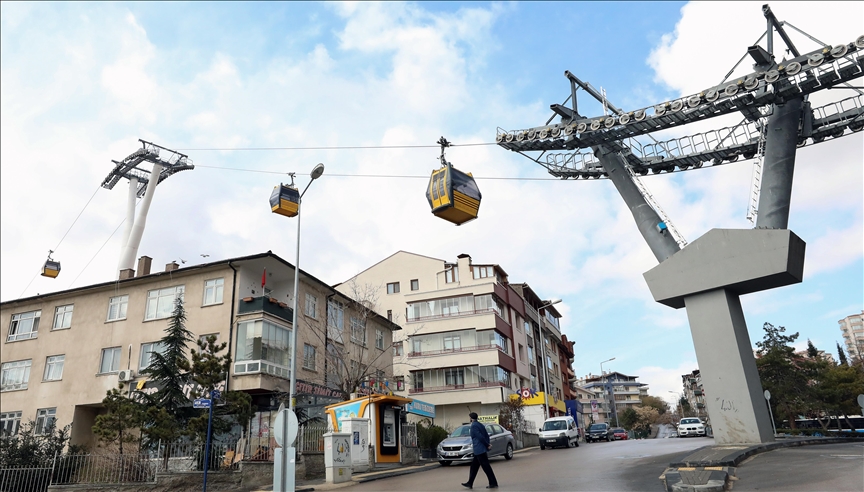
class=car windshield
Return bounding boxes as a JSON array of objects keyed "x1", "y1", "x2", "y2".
[
  {"x1": 588, "y1": 424, "x2": 607, "y2": 431},
  {"x1": 612, "y1": 428, "x2": 625, "y2": 433},
  {"x1": 681, "y1": 419, "x2": 701, "y2": 424},
  {"x1": 542, "y1": 420, "x2": 567, "y2": 431},
  {"x1": 450, "y1": 425, "x2": 471, "y2": 437}
]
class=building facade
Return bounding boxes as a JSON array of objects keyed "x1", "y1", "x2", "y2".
[
  {"x1": 574, "y1": 371, "x2": 648, "y2": 425},
  {"x1": 838, "y1": 311, "x2": 864, "y2": 361},
  {"x1": 337, "y1": 251, "x2": 571, "y2": 431},
  {"x1": 680, "y1": 369, "x2": 707, "y2": 420},
  {"x1": 0, "y1": 252, "x2": 398, "y2": 448}
]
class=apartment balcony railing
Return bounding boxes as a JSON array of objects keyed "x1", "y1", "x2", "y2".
[
  {"x1": 406, "y1": 307, "x2": 500, "y2": 324},
  {"x1": 408, "y1": 343, "x2": 500, "y2": 358},
  {"x1": 408, "y1": 381, "x2": 506, "y2": 394}
]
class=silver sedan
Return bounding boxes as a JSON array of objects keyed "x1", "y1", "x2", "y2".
[{"x1": 437, "y1": 423, "x2": 515, "y2": 465}]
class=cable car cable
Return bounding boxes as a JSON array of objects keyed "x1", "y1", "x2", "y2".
[
  {"x1": 193, "y1": 164, "x2": 564, "y2": 180},
  {"x1": 175, "y1": 142, "x2": 498, "y2": 152}
]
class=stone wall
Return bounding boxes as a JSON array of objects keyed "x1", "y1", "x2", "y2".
[
  {"x1": 401, "y1": 446, "x2": 419, "y2": 464},
  {"x1": 302, "y1": 452, "x2": 325, "y2": 478}
]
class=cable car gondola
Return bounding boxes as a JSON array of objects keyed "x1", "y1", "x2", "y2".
[
  {"x1": 270, "y1": 178, "x2": 301, "y2": 217},
  {"x1": 426, "y1": 137, "x2": 482, "y2": 225},
  {"x1": 41, "y1": 250, "x2": 60, "y2": 278}
]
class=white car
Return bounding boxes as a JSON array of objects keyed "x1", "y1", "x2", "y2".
[{"x1": 677, "y1": 418, "x2": 706, "y2": 437}]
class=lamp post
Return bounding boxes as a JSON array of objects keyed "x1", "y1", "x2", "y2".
[
  {"x1": 599, "y1": 357, "x2": 615, "y2": 425},
  {"x1": 537, "y1": 299, "x2": 561, "y2": 421},
  {"x1": 283, "y1": 163, "x2": 324, "y2": 492},
  {"x1": 669, "y1": 390, "x2": 682, "y2": 419}
]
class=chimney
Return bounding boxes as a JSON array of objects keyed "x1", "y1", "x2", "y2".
[
  {"x1": 165, "y1": 262, "x2": 179, "y2": 272},
  {"x1": 119, "y1": 268, "x2": 135, "y2": 280},
  {"x1": 137, "y1": 256, "x2": 152, "y2": 277}
]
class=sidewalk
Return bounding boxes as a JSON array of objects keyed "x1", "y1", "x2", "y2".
[
  {"x1": 660, "y1": 436, "x2": 861, "y2": 492},
  {"x1": 253, "y1": 460, "x2": 442, "y2": 492}
]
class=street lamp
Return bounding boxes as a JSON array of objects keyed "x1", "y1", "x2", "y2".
[
  {"x1": 599, "y1": 357, "x2": 615, "y2": 425},
  {"x1": 282, "y1": 163, "x2": 324, "y2": 492},
  {"x1": 669, "y1": 391, "x2": 682, "y2": 419},
  {"x1": 537, "y1": 298, "x2": 561, "y2": 421}
]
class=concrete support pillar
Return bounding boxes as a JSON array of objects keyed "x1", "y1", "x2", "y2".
[
  {"x1": 756, "y1": 97, "x2": 804, "y2": 229},
  {"x1": 683, "y1": 289, "x2": 774, "y2": 444},
  {"x1": 595, "y1": 148, "x2": 680, "y2": 262},
  {"x1": 644, "y1": 228, "x2": 806, "y2": 444}
]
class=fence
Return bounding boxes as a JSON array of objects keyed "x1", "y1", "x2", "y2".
[
  {"x1": 401, "y1": 423, "x2": 417, "y2": 448},
  {"x1": 0, "y1": 466, "x2": 53, "y2": 492}
]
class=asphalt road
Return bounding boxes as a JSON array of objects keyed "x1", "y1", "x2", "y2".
[
  {"x1": 731, "y1": 441, "x2": 864, "y2": 492},
  {"x1": 349, "y1": 437, "x2": 711, "y2": 491}
]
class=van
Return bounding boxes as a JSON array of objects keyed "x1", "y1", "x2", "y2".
[{"x1": 538, "y1": 416, "x2": 580, "y2": 449}]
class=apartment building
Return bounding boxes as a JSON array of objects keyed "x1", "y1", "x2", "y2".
[
  {"x1": 0, "y1": 252, "x2": 398, "y2": 448},
  {"x1": 575, "y1": 371, "x2": 648, "y2": 425},
  {"x1": 680, "y1": 369, "x2": 707, "y2": 419},
  {"x1": 838, "y1": 311, "x2": 864, "y2": 361},
  {"x1": 337, "y1": 251, "x2": 570, "y2": 430}
]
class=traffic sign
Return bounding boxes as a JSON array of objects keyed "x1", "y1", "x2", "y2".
[
  {"x1": 193, "y1": 398, "x2": 212, "y2": 409},
  {"x1": 273, "y1": 408, "x2": 298, "y2": 447}
]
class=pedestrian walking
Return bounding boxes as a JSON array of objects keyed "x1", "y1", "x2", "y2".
[{"x1": 461, "y1": 412, "x2": 499, "y2": 489}]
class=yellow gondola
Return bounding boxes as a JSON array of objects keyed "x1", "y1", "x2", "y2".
[
  {"x1": 270, "y1": 182, "x2": 301, "y2": 217},
  {"x1": 426, "y1": 137, "x2": 482, "y2": 225},
  {"x1": 41, "y1": 251, "x2": 60, "y2": 278}
]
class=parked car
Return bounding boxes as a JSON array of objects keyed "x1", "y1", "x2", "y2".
[
  {"x1": 437, "y1": 423, "x2": 515, "y2": 465},
  {"x1": 538, "y1": 416, "x2": 580, "y2": 449},
  {"x1": 586, "y1": 422, "x2": 613, "y2": 442},
  {"x1": 611, "y1": 428, "x2": 628, "y2": 440},
  {"x1": 677, "y1": 418, "x2": 706, "y2": 437}
]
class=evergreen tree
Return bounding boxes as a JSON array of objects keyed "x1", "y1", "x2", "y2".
[
  {"x1": 91, "y1": 387, "x2": 144, "y2": 454},
  {"x1": 138, "y1": 297, "x2": 194, "y2": 447},
  {"x1": 836, "y1": 342, "x2": 848, "y2": 366},
  {"x1": 186, "y1": 335, "x2": 253, "y2": 444},
  {"x1": 755, "y1": 323, "x2": 813, "y2": 429},
  {"x1": 806, "y1": 339, "x2": 818, "y2": 358}
]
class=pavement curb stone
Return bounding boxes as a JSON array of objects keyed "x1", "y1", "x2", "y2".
[{"x1": 663, "y1": 436, "x2": 862, "y2": 492}]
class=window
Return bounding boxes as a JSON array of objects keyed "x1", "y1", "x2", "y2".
[
  {"x1": 445, "y1": 368, "x2": 465, "y2": 386},
  {"x1": 350, "y1": 360, "x2": 359, "y2": 375},
  {"x1": 444, "y1": 266, "x2": 458, "y2": 283},
  {"x1": 203, "y1": 278, "x2": 224, "y2": 306},
  {"x1": 7, "y1": 311, "x2": 40, "y2": 342},
  {"x1": 518, "y1": 344, "x2": 525, "y2": 363},
  {"x1": 53, "y1": 305, "x2": 73, "y2": 330},
  {"x1": 546, "y1": 355, "x2": 553, "y2": 370},
  {"x1": 393, "y1": 342, "x2": 403, "y2": 357},
  {"x1": 145, "y1": 285, "x2": 185, "y2": 320},
  {"x1": 303, "y1": 344, "x2": 316, "y2": 371},
  {"x1": 376, "y1": 328, "x2": 385, "y2": 350},
  {"x1": 327, "y1": 299, "x2": 345, "y2": 344},
  {"x1": 99, "y1": 347, "x2": 121, "y2": 374},
  {"x1": 410, "y1": 279, "x2": 419, "y2": 291},
  {"x1": 472, "y1": 265, "x2": 496, "y2": 279},
  {"x1": 107, "y1": 295, "x2": 128, "y2": 321},
  {"x1": 1, "y1": 411, "x2": 22, "y2": 437},
  {"x1": 35, "y1": 408, "x2": 56, "y2": 436},
  {"x1": 43, "y1": 355, "x2": 65, "y2": 381},
  {"x1": 139, "y1": 342, "x2": 168, "y2": 371},
  {"x1": 199, "y1": 333, "x2": 221, "y2": 347},
  {"x1": 234, "y1": 319, "x2": 291, "y2": 378},
  {"x1": 350, "y1": 317, "x2": 366, "y2": 346},
  {"x1": 1, "y1": 360, "x2": 31, "y2": 391},
  {"x1": 305, "y1": 294, "x2": 318, "y2": 318},
  {"x1": 387, "y1": 282, "x2": 400, "y2": 294},
  {"x1": 443, "y1": 334, "x2": 462, "y2": 351}
]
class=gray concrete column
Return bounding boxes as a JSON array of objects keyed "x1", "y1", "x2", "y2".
[
  {"x1": 595, "y1": 148, "x2": 681, "y2": 262},
  {"x1": 683, "y1": 289, "x2": 774, "y2": 444},
  {"x1": 755, "y1": 97, "x2": 804, "y2": 230}
]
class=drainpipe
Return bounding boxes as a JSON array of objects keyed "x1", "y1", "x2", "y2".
[{"x1": 227, "y1": 261, "x2": 238, "y2": 392}]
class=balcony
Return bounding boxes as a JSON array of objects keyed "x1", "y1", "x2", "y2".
[
  {"x1": 696, "y1": 402, "x2": 705, "y2": 409},
  {"x1": 407, "y1": 307, "x2": 498, "y2": 324},
  {"x1": 408, "y1": 380, "x2": 505, "y2": 395},
  {"x1": 694, "y1": 389, "x2": 703, "y2": 396},
  {"x1": 408, "y1": 343, "x2": 499, "y2": 358},
  {"x1": 238, "y1": 296, "x2": 294, "y2": 324}
]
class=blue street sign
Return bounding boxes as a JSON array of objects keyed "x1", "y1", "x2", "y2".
[
  {"x1": 211, "y1": 390, "x2": 221, "y2": 400},
  {"x1": 193, "y1": 398, "x2": 212, "y2": 409}
]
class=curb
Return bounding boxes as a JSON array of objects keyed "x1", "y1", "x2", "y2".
[{"x1": 668, "y1": 436, "x2": 861, "y2": 468}]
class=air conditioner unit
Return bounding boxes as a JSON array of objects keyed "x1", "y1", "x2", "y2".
[{"x1": 118, "y1": 370, "x2": 136, "y2": 382}]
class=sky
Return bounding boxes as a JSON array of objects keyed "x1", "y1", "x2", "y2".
[{"x1": 2, "y1": 1, "x2": 862, "y2": 409}]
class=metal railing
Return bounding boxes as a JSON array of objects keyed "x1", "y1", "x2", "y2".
[
  {"x1": 297, "y1": 423, "x2": 330, "y2": 453},
  {"x1": 0, "y1": 466, "x2": 53, "y2": 492},
  {"x1": 409, "y1": 380, "x2": 506, "y2": 394},
  {"x1": 401, "y1": 423, "x2": 418, "y2": 448}
]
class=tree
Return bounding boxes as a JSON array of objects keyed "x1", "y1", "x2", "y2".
[
  {"x1": 640, "y1": 395, "x2": 669, "y2": 415},
  {"x1": 836, "y1": 342, "x2": 848, "y2": 366},
  {"x1": 618, "y1": 407, "x2": 638, "y2": 430},
  {"x1": 755, "y1": 323, "x2": 813, "y2": 429},
  {"x1": 91, "y1": 387, "x2": 144, "y2": 454},
  {"x1": 416, "y1": 419, "x2": 449, "y2": 456},
  {"x1": 811, "y1": 363, "x2": 864, "y2": 431},
  {"x1": 0, "y1": 419, "x2": 85, "y2": 492},
  {"x1": 137, "y1": 297, "x2": 194, "y2": 451},
  {"x1": 498, "y1": 398, "x2": 526, "y2": 433},
  {"x1": 186, "y1": 335, "x2": 253, "y2": 444},
  {"x1": 634, "y1": 406, "x2": 660, "y2": 436},
  {"x1": 806, "y1": 339, "x2": 819, "y2": 358},
  {"x1": 679, "y1": 396, "x2": 693, "y2": 417}
]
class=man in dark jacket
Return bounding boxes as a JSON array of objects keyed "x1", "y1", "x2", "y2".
[{"x1": 462, "y1": 412, "x2": 499, "y2": 489}]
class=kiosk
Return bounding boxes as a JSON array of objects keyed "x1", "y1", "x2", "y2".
[{"x1": 325, "y1": 394, "x2": 413, "y2": 465}]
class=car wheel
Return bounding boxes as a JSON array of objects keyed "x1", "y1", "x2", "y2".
[
  {"x1": 439, "y1": 461, "x2": 450, "y2": 466},
  {"x1": 575, "y1": 440, "x2": 579, "y2": 447},
  {"x1": 504, "y1": 443, "x2": 514, "y2": 460}
]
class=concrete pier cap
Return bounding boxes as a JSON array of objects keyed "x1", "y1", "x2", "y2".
[{"x1": 644, "y1": 228, "x2": 805, "y2": 309}]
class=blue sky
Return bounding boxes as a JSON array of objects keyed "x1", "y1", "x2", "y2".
[{"x1": 2, "y1": 1, "x2": 861, "y2": 405}]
